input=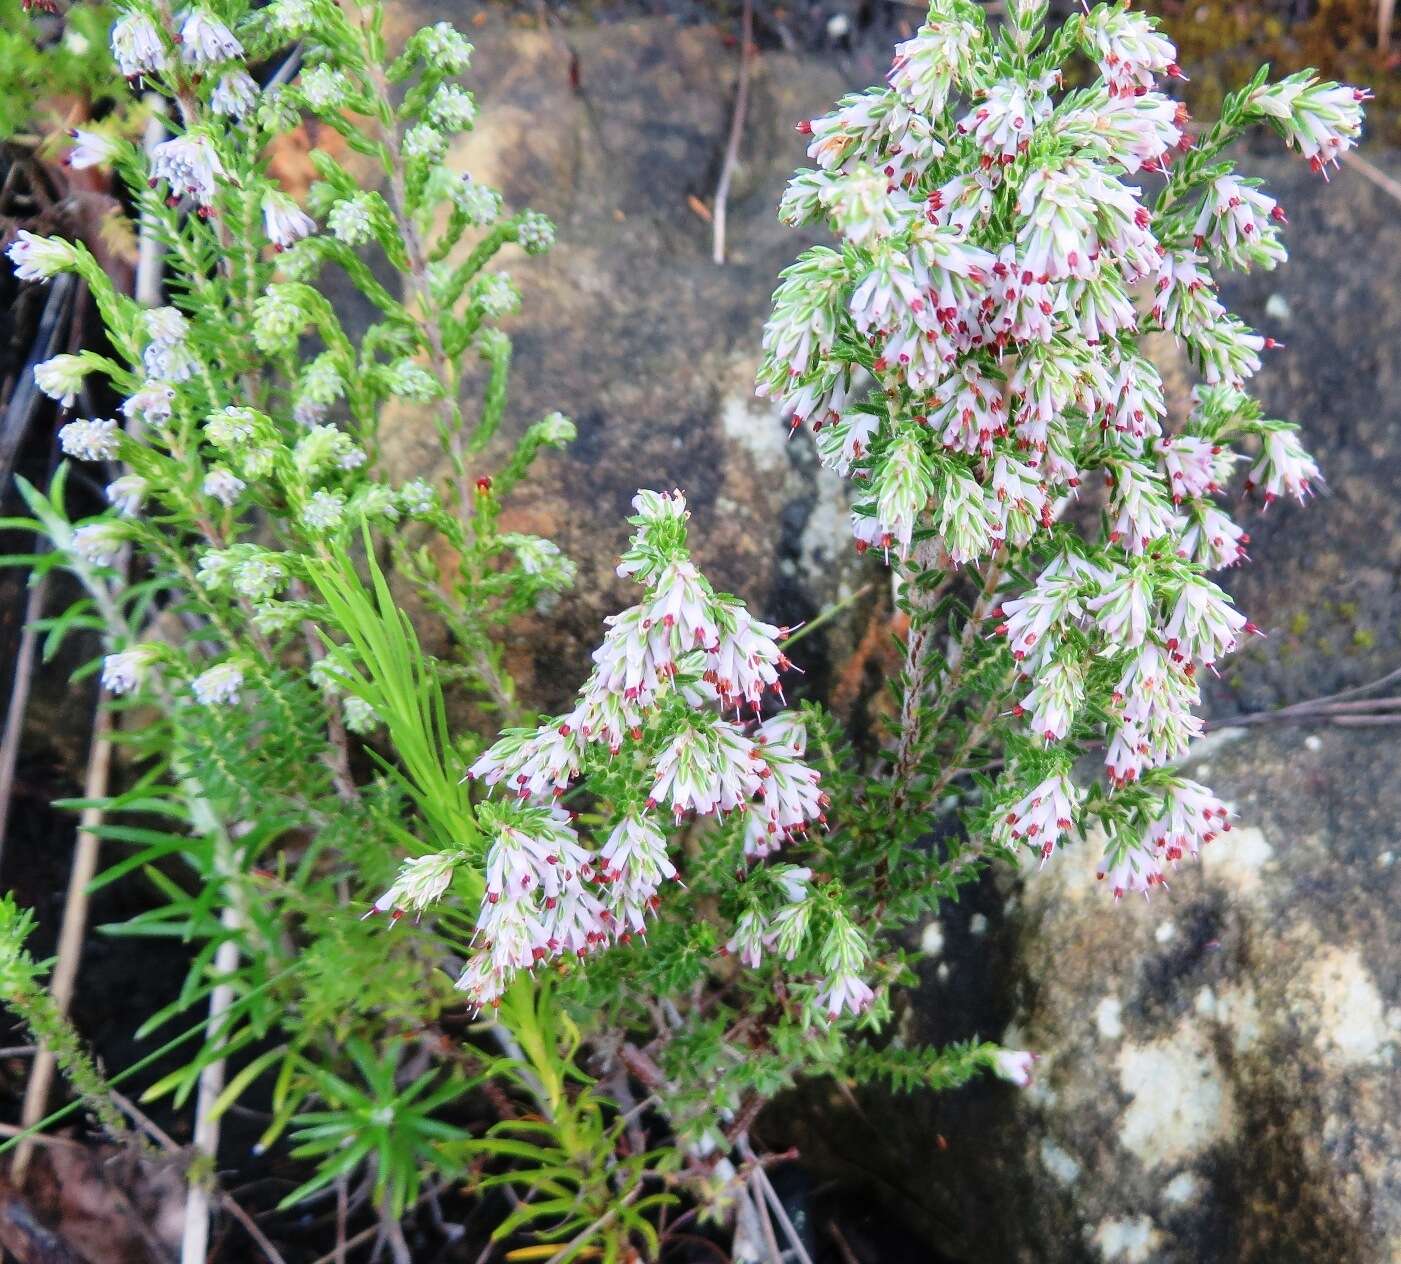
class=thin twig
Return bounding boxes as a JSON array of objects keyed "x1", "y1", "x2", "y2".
[
  {"x1": 1212, "y1": 665, "x2": 1401, "y2": 728},
  {"x1": 13, "y1": 699, "x2": 115, "y2": 1187},
  {"x1": 335, "y1": 1175, "x2": 349, "y2": 1264},
  {"x1": 134, "y1": 99, "x2": 168, "y2": 306},
  {"x1": 1377, "y1": 0, "x2": 1395, "y2": 56},
  {"x1": 781, "y1": 582, "x2": 875, "y2": 650},
  {"x1": 307, "y1": 1188, "x2": 439, "y2": 1264},
  {"x1": 826, "y1": 1220, "x2": 862, "y2": 1264},
  {"x1": 712, "y1": 0, "x2": 755, "y2": 265},
  {"x1": 109, "y1": 1091, "x2": 291, "y2": 1264},
  {"x1": 734, "y1": 1137, "x2": 815, "y2": 1264},
  {"x1": 749, "y1": 1176, "x2": 784, "y2": 1264},
  {"x1": 1341, "y1": 148, "x2": 1401, "y2": 206},
  {"x1": 543, "y1": 1184, "x2": 641, "y2": 1264},
  {"x1": 0, "y1": 273, "x2": 75, "y2": 493},
  {"x1": 0, "y1": 563, "x2": 49, "y2": 871}
]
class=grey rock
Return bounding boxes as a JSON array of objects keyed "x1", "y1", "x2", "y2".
[{"x1": 782, "y1": 726, "x2": 1401, "y2": 1264}]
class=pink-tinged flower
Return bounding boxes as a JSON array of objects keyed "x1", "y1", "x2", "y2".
[
  {"x1": 991, "y1": 1048, "x2": 1037, "y2": 1086},
  {"x1": 1178, "y1": 504, "x2": 1249, "y2": 570},
  {"x1": 1106, "y1": 464, "x2": 1181, "y2": 555},
  {"x1": 6, "y1": 231, "x2": 75, "y2": 282},
  {"x1": 1148, "y1": 779, "x2": 1232, "y2": 863},
  {"x1": 989, "y1": 248, "x2": 1062, "y2": 346},
  {"x1": 111, "y1": 12, "x2": 168, "y2": 78},
  {"x1": 191, "y1": 661, "x2": 243, "y2": 706},
  {"x1": 815, "y1": 409, "x2": 881, "y2": 477},
  {"x1": 887, "y1": 16, "x2": 979, "y2": 118},
  {"x1": 990, "y1": 454, "x2": 1046, "y2": 520},
  {"x1": 1101, "y1": 356, "x2": 1164, "y2": 440},
  {"x1": 748, "y1": 718, "x2": 825, "y2": 849},
  {"x1": 466, "y1": 721, "x2": 584, "y2": 800},
  {"x1": 849, "y1": 510, "x2": 886, "y2": 556},
  {"x1": 929, "y1": 168, "x2": 999, "y2": 235},
  {"x1": 934, "y1": 468, "x2": 995, "y2": 567},
  {"x1": 1186, "y1": 316, "x2": 1264, "y2": 386},
  {"x1": 590, "y1": 605, "x2": 672, "y2": 706},
  {"x1": 1086, "y1": 563, "x2": 1152, "y2": 650},
  {"x1": 59, "y1": 417, "x2": 121, "y2": 461},
  {"x1": 648, "y1": 720, "x2": 762, "y2": 821},
  {"x1": 999, "y1": 774, "x2": 1078, "y2": 862},
  {"x1": 482, "y1": 812, "x2": 592, "y2": 905},
  {"x1": 202, "y1": 466, "x2": 245, "y2": 507},
  {"x1": 706, "y1": 606, "x2": 789, "y2": 712},
  {"x1": 644, "y1": 560, "x2": 717, "y2": 652},
  {"x1": 957, "y1": 78, "x2": 1052, "y2": 165},
  {"x1": 1192, "y1": 175, "x2": 1286, "y2": 271},
  {"x1": 725, "y1": 908, "x2": 767, "y2": 968},
  {"x1": 1084, "y1": 4, "x2": 1180, "y2": 97},
  {"x1": 262, "y1": 192, "x2": 316, "y2": 250},
  {"x1": 1249, "y1": 73, "x2": 1369, "y2": 176},
  {"x1": 930, "y1": 360, "x2": 1005, "y2": 457},
  {"x1": 1014, "y1": 658, "x2": 1083, "y2": 744},
  {"x1": 1245, "y1": 428, "x2": 1320, "y2": 504},
  {"x1": 1016, "y1": 166, "x2": 1100, "y2": 283},
  {"x1": 1009, "y1": 343, "x2": 1079, "y2": 450},
  {"x1": 178, "y1": 8, "x2": 242, "y2": 64},
  {"x1": 1157, "y1": 435, "x2": 1232, "y2": 504},
  {"x1": 1104, "y1": 711, "x2": 1150, "y2": 787},
  {"x1": 211, "y1": 70, "x2": 259, "y2": 119},
  {"x1": 1163, "y1": 577, "x2": 1250, "y2": 666},
  {"x1": 597, "y1": 814, "x2": 675, "y2": 896},
  {"x1": 1152, "y1": 250, "x2": 1224, "y2": 338},
  {"x1": 66, "y1": 128, "x2": 122, "y2": 171},
  {"x1": 910, "y1": 222, "x2": 995, "y2": 321},
  {"x1": 760, "y1": 248, "x2": 844, "y2": 380},
  {"x1": 822, "y1": 166, "x2": 903, "y2": 245},
  {"x1": 817, "y1": 972, "x2": 875, "y2": 1022},
  {"x1": 151, "y1": 134, "x2": 227, "y2": 209},
  {"x1": 850, "y1": 244, "x2": 923, "y2": 335},
  {"x1": 72, "y1": 522, "x2": 124, "y2": 566},
  {"x1": 1057, "y1": 88, "x2": 1184, "y2": 174},
  {"x1": 373, "y1": 852, "x2": 458, "y2": 920},
  {"x1": 870, "y1": 428, "x2": 935, "y2": 560},
  {"x1": 106, "y1": 474, "x2": 147, "y2": 517},
  {"x1": 121, "y1": 382, "x2": 177, "y2": 427},
  {"x1": 1061, "y1": 271, "x2": 1137, "y2": 346},
  {"x1": 1097, "y1": 839, "x2": 1166, "y2": 899},
  {"x1": 454, "y1": 954, "x2": 509, "y2": 1012},
  {"x1": 561, "y1": 682, "x2": 642, "y2": 756},
  {"x1": 802, "y1": 90, "x2": 893, "y2": 173},
  {"x1": 102, "y1": 646, "x2": 156, "y2": 695},
  {"x1": 475, "y1": 893, "x2": 551, "y2": 973},
  {"x1": 1109, "y1": 647, "x2": 1204, "y2": 778},
  {"x1": 543, "y1": 884, "x2": 612, "y2": 957},
  {"x1": 997, "y1": 553, "x2": 1093, "y2": 673}
]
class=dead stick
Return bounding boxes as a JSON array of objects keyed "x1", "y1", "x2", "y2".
[
  {"x1": 712, "y1": 0, "x2": 754, "y2": 265},
  {"x1": 13, "y1": 699, "x2": 115, "y2": 1186},
  {"x1": 1341, "y1": 148, "x2": 1401, "y2": 206},
  {"x1": 0, "y1": 565, "x2": 49, "y2": 870}
]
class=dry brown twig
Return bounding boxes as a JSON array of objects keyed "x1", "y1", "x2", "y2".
[{"x1": 712, "y1": 0, "x2": 755, "y2": 265}]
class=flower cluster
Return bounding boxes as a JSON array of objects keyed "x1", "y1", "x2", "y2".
[
  {"x1": 375, "y1": 490, "x2": 829, "y2": 1010},
  {"x1": 761, "y1": 0, "x2": 1363, "y2": 892}
]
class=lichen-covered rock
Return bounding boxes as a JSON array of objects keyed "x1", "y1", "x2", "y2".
[{"x1": 780, "y1": 724, "x2": 1401, "y2": 1263}]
